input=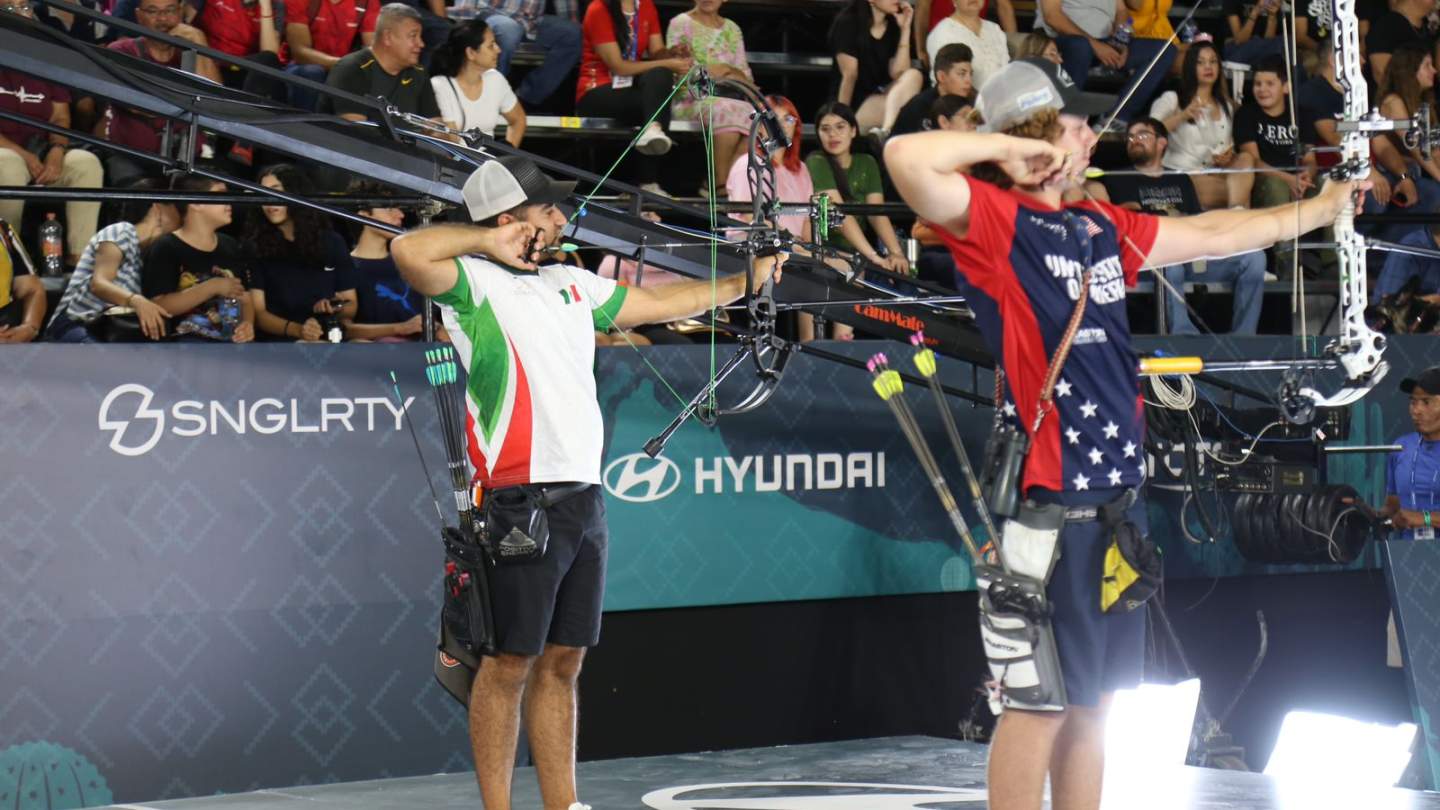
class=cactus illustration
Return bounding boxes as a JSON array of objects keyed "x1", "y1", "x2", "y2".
[{"x1": 0, "y1": 742, "x2": 113, "y2": 810}]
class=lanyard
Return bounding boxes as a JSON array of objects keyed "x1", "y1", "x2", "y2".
[
  {"x1": 625, "y1": 10, "x2": 639, "y2": 61},
  {"x1": 1409, "y1": 440, "x2": 1439, "y2": 510}
]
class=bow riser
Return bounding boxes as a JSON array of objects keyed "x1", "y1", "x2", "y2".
[{"x1": 1317, "y1": 0, "x2": 1388, "y2": 406}]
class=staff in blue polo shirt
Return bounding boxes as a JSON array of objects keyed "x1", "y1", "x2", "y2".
[{"x1": 1383, "y1": 366, "x2": 1440, "y2": 540}]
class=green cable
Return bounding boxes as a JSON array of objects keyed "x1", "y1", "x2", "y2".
[
  {"x1": 565, "y1": 65, "x2": 703, "y2": 230},
  {"x1": 566, "y1": 65, "x2": 717, "y2": 414},
  {"x1": 704, "y1": 92, "x2": 718, "y2": 415}
]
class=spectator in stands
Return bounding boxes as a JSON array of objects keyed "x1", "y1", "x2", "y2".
[
  {"x1": 5, "y1": 0, "x2": 102, "y2": 134},
  {"x1": 725, "y1": 95, "x2": 813, "y2": 243},
  {"x1": 1036, "y1": 0, "x2": 1175, "y2": 124},
  {"x1": 326, "y1": 4, "x2": 440, "y2": 121},
  {"x1": 1235, "y1": 56, "x2": 1315, "y2": 208},
  {"x1": 807, "y1": 101, "x2": 910, "y2": 275},
  {"x1": 0, "y1": 66, "x2": 103, "y2": 266},
  {"x1": 1376, "y1": 45, "x2": 1440, "y2": 195},
  {"x1": 1300, "y1": 37, "x2": 1408, "y2": 227},
  {"x1": 1019, "y1": 31, "x2": 1064, "y2": 64},
  {"x1": 470, "y1": 0, "x2": 581, "y2": 107},
  {"x1": 0, "y1": 218, "x2": 44, "y2": 343},
  {"x1": 1129, "y1": 0, "x2": 1186, "y2": 76},
  {"x1": 828, "y1": 0, "x2": 925, "y2": 136},
  {"x1": 1366, "y1": 0, "x2": 1436, "y2": 86},
  {"x1": 45, "y1": 179, "x2": 179, "y2": 342},
  {"x1": 1376, "y1": 224, "x2": 1440, "y2": 301},
  {"x1": 1223, "y1": 0, "x2": 1287, "y2": 66},
  {"x1": 1148, "y1": 41, "x2": 1256, "y2": 210},
  {"x1": 285, "y1": 0, "x2": 380, "y2": 109},
  {"x1": 926, "y1": 0, "x2": 1007, "y2": 90},
  {"x1": 197, "y1": 0, "x2": 281, "y2": 90},
  {"x1": 246, "y1": 164, "x2": 358, "y2": 341},
  {"x1": 928, "y1": 93, "x2": 975, "y2": 130},
  {"x1": 141, "y1": 175, "x2": 255, "y2": 343},
  {"x1": 431, "y1": 20, "x2": 527, "y2": 147},
  {"x1": 914, "y1": 0, "x2": 1018, "y2": 71},
  {"x1": 111, "y1": 0, "x2": 199, "y2": 25},
  {"x1": 1087, "y1": 117, "x2": 1266, "y2": 334},
  {"x1": 345, "y1": 180, "x2": 427, "y2": 341},
  {"x1": 103, "y1": 0, "x2": 222, "y2": 184},
  {"x1": 667, "y1": 0, "x2": 756, "y2": 198},
  {"x1": 35, "y1": 0, "x2": 105, "y2": 48},
  {"x1": 576, "y1": 0, "x2": 693, "y2": 195},
  {"x1": 892, "y1": 43, "x2": 972, "y2": 136}
]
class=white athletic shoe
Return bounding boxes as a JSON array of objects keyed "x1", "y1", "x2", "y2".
[
  {"x1": 568, "y1": 803, "x2": 592, "y2": 810},
  {"x1": 635, "y1": 122, "x2": 673, "y2": 156},
  {"x1": 638, "y1": 182, "x2": 672, "y2": 198}
]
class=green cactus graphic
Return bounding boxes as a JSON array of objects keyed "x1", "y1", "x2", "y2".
[{"x1": 0, "y1": 742, "x2": 113, "y2": 810}]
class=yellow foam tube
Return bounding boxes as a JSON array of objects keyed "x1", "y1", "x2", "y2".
[{"x1": 1139, "y1": 356, "x2": 1205, "y2": 375}]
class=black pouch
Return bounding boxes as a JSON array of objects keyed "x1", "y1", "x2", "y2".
[
  {"x1": 981, "y1": 425, "x2": 1029, "y2": 519},
  {"x1": 482, "y1": 486, "x2": 550, "y2": 564},
  {"x1": 440, "y1": 526, "x2": 495, "y2": 659},
  {"x1": 1100, "y1": 519, "x2": 1162, "y2": 614}
]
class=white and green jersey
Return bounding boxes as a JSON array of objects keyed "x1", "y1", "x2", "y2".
[{"x1": 434, "y1": 256, "x2": 628, "y2": 488}]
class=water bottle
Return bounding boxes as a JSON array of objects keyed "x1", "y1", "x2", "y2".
[
  {"x1": 217, "y1": 296, "x2": 240, "y2": 339},
  {"x1": 1178, "y1": 19, "x2": 1199, "y2": 43},
  {"x1": 1108, "y1": 16, "x2": 1134, "y2": 48},
  {"x1": 39, "y1": 213, "x2": 64, "y2": 276}
]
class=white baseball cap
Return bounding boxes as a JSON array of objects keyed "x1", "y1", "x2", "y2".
[
  {"x1": 976, "y1": 58, "x2": 1116, "y2": 133},
  {"x1": 462, "y1": 156, "x2": 577, "y2": 222}
]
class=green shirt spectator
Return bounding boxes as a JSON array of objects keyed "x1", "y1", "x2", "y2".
[{"x1": 805, "y1": 151, "x2": 882, "y2": 252}]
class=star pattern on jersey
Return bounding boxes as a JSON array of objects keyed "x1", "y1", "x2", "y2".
[
  {"x1": 1108, "y1": 468, "x2": 1123, "y2": 486},
  {"x1": 1073, "y1": 472, "x2": 1090, "y2": 490},
  {"x1": 1065, "y1": 427, "x2": 1081, "y2": 445},
  {"x1": 1123, "y1": 440, "x2": 1137, "y2": 458},
  {"x1": 1103, "y1": 421, "x2": 1119, "y2": 439},
  {"x1": 1080, "y1": 400, "x2": 1098, "y2": 419},
  {"x1": 1055, "y1": 379, "x2": 1073, "y2": 398},
  {"x1": 1002, "y1": 401, "x2": 1017, "y2": 418},
  {"x1": 1088, "y1": 446, "x2": 1103, "y2": 465}
]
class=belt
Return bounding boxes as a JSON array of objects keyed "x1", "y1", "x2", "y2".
[
  {"x1": 1062, "y1": 488, "x2": 1139, "y2": 523},
  {"x1": 537, "y1": 482, "x2": 591, "y2": 508}
]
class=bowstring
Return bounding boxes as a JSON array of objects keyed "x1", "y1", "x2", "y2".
[
  {"x1": 704, "y1": 86, "x2": 719, "y2": 415},
  {"x1": 564, "y1": 63, "x2": 725, "y2": 424},
  {"x1": 1281, "y1": 5, "x2": 1309, "y2": 358},
  {"x1": 564, "y1": 64, "x2": 701, "y2": 235}
]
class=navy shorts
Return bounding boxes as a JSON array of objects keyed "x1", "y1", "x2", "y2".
[
  {"x1": 488, "y1": 484, "x2": 608, "y2": 657},
  {"x1": 1032, "y1": 487, "x2": 1148, "y2": 708}
]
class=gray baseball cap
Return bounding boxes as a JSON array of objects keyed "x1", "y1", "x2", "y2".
[
  {"x1": 976, "y1": 58, "x2": 1116, "y2": 133},
  {"x1": 462, "y1": 156, "x2": 576, "y2": 222}
]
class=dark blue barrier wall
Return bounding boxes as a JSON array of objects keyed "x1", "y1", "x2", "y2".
[{"x1": 0, "y1": 337, "x2": 1433, "y2": 804}]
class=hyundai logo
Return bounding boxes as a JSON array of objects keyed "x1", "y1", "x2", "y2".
[{"x1": 604, "y1": 453, "x2": 682, "y2": 503}]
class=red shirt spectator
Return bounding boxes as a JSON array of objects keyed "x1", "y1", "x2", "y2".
[
  {"x1": 576, "y1": 0, "x2": 661, "y2": 101},
  {"x1": 285, "y1": 0, "x2": 379, "y2": 61},
  {"x1": 199, "y1": 0, "x2": 286, "y2": 60},
  {"x1": 0, "y1": 70, "x2": 69, "y2": 146}
]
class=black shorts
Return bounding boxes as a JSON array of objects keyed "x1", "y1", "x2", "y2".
[
  {"x1": 1032, "y1": 487, "x2": 1148, "y2": 708},
  {"x1": 488, "y1": 484, "x2": 608, "y2": 657}
]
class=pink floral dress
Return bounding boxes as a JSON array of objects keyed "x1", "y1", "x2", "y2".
[{"x1": 666, "y1": 11, "x2": 755, "y2": 134}]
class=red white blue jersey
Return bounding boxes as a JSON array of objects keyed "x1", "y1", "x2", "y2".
[{"x1": 934, "y1": 177, "x2": 1160, "y2": 494}]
